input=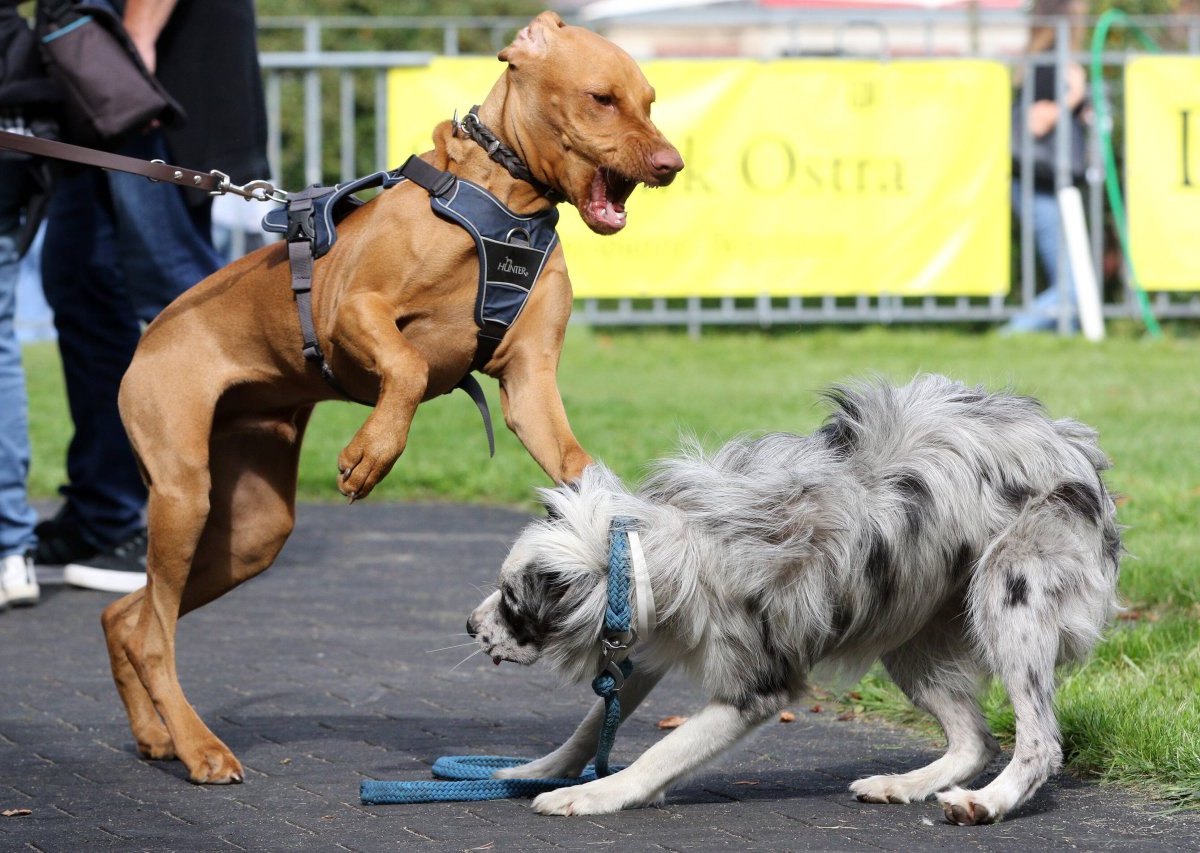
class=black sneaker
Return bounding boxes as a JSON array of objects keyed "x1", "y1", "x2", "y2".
[
  {"x1": 64, "y1": 529, "x2": 148, "y2": 593},
  {"x1": 33, "y1": 508, "x2": 100, "y2": 567}
]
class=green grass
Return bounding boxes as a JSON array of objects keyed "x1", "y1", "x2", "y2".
[
  {"x1": 22, "y1": 325, "x2": 1200, "y2": 802},
  {"x1": 843, "y1": 615, "x2": 1200, "y2": 807}
]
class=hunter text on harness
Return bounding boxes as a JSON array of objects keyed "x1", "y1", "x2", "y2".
[
  {"x1": 359, "y1": 517, "x2": 652, "y2": 805},
  {"x1": 263, "y1": 113, "x2": 561, "y2": 456}
]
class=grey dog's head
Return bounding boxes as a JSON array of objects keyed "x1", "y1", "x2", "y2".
[{"x1": 468, "y1": 465, "x2": 632, "y2": 682}]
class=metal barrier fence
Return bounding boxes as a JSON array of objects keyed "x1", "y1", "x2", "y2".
[{"x1": 256, "y1": 13, "x2": 1200, "y2": 333}]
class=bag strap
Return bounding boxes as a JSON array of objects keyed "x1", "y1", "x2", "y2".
[{"x1": 37, "y1": 0, "x2": 73, "y2": 24}]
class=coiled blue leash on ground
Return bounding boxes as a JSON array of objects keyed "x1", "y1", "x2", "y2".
[{"x1": 360, "y1": 518, "x2": 644, "y2": 805}]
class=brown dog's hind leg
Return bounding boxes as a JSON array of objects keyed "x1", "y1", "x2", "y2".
[
  {"x1": 121, "y1": 409, "x2": 311, "y2": 784},
  {"x1": 103, "y1": 589, "x2": 177, "y2": 759}
]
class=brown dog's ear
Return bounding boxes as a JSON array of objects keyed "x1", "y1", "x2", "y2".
[{"x1": 498, "y1": 11, "x2": 564, "y2": 64}]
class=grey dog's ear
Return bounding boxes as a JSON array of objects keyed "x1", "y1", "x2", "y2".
[
  {"x1": 536, "y1": 482, "x2": 573, "y2": 522},
  {"x1": 580, "y1": 462, "x2": 624, "y2": 495},
  {"x1": 539, "y1": 497, "x2": 562, "y2": 521}
]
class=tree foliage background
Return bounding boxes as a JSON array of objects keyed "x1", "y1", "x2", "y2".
[
  {"x1": 253, "y1": 0, "x2": 546, "y2": 188},
  {"x1": 251, "y1": 0, "x2": 1197, "y2": 189},
  {"x1": 256, "y1": 0, "x2": 547, "y2": 54}
]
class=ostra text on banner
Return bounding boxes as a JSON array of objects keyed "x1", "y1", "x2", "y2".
[{"x1": 388, "y1": 58, "x2": 1011, "y2": 299}]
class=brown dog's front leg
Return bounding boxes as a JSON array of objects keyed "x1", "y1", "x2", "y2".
[
  {"x1": 499, "y1": 362, "x2": 591, "y2": 483},
  {"x1": 330, "y1": 293, "x2": 429, "y2": 500}
]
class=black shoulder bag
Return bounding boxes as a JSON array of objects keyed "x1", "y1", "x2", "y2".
[{"x1": 35, "y1": 0, "x2": 184, "y2": 149}]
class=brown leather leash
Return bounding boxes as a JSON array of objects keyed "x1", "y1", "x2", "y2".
[{"x1": 0, "y1": 129, "x2": 285, "y2": 202}]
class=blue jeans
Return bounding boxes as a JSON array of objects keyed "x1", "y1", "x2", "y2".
[
  {"x1": 40, "y1": 131, "x2": 222, "y2": 548},
  {"x1": 0, "y1": 160, "x2": 39, "y2": 559},
  {"x1": 1007, "y1": 182, "x2": 1078, "y2": 333}
]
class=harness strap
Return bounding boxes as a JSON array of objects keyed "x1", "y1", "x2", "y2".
[
  {"x1": 282, "y1": 175, "x2": 496, "y2": 454},
  {"x1": 456, "y1": 374, "x2": 495, "y2": 458},
  {"x1": 394, "y1": 155, "x2": 454, "y2": 197},
  {"x1": 395, "y1": 154, "x2": 507, "y2": 375},
  {"x1": 285, "y1": 189, "x2": 373, "y2": 406}
]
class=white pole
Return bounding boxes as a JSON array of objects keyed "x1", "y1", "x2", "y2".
[{"x1": 1058, "y1": 185, "x2": 1105, "y2": 342}]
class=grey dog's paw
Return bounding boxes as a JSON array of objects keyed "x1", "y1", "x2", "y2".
[
  {"x1": 493, "y1": 756, "x2": 584, "y2": 780},
  {"x1": 937, "y1": 787, "x2": 1003, "y2": 825},
  {"x1": 531, "y1": 777, "x2": 662, "y2": 816},
  {"x1": 533, "y1": 781, "x2": 623, "y2": 816}
]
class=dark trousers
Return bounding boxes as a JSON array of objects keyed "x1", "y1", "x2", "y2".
[{"x1": 40, "y1": 130, "x2": 221, "y2": 547}]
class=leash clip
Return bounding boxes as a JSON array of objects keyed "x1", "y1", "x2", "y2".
[
  {"x1": 598, "y1": 632, "x2": 633, "y2": 691},
  {"x1": 209, "y1": 169, "x2": 288, "y2": 203}
]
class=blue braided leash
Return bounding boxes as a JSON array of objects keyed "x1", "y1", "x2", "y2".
[{"x1": 360, "y1": 518, "x2": 638, "y2": 805}]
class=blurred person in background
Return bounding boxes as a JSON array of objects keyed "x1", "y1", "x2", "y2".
[
  {"x1": 1003, "y1": 0, "x2": 1090, "y2": 334},
  {"x1": 36, "y1": 0, "x2": 268, "y2": 593},
  {"x1": 0, "y1": 0, "x2": 58, "y2": 610}
]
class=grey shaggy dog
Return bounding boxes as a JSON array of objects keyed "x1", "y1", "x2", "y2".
[{"x1": 468, "y1": 374, "x2": 1121, "y2": 824}]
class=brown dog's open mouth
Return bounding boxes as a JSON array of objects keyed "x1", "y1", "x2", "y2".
[{"x1": 583, "y1": 167, "x2": 637, "y2": 234}]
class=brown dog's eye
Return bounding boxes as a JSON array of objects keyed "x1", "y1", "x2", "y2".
[{"x1": 590, "y1": 92, "x2": 615, "y2": 108}]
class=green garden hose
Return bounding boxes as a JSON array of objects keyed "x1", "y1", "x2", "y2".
[{"x1": 1090, "y1": 8, "x2": 1163, "y2": 337}]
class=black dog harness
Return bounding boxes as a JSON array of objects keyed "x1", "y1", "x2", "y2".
[{"x1": 263, "y1": 115, "x2": 560, "y2": 457}]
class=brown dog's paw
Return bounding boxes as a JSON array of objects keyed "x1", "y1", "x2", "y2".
[
  {"x1": 185, "y1": 746, "x2": 244, "y2": 785},
  {"x1": 336, "y1": 440, "x2": 398, "y2": 502},
  {"x1": 136, "y1": 730, "x2": 177, "y2": 761}
]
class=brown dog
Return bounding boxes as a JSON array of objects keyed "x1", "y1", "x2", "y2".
[{"x1": 99, "y1": 10, "x2": 682, "y2": 785}]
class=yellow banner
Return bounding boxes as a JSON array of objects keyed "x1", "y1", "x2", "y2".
[
  {"x1": 388, "y1": 58, "x2": 1010, "y2": 297},
  {"x1": 1126, "y1": 56, "x2": 1200, "y2": 292}
]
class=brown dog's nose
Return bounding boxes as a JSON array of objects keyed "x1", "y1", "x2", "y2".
[{"x1": 650, "y1": 147, "x2": 684, "y2": 184}]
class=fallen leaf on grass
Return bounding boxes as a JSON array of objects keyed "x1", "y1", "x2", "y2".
[
  {"x1": 2, "y1": 809, "x2": 32, "y2": 817},
  {"x1": 657, "y1": 715, "x2": 688, "y2": 729},
  {"x1": 1117, "y1": 609, "x2": 1158, "y2": 622},
  {"x1": 779, "y1": 711, "x2": 796, "y2": 723},
  {"x1": 809, "y1": 704, "x2": 823, "y2": 713},
  {"x1": 847, "y1": 691, "x2": 862, "y2": 701}
]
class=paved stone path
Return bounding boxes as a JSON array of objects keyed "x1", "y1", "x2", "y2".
[{"x1": 2, "y1": 503, "x2": 1196, "y2": 851}]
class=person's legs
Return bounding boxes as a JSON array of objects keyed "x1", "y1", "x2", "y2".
[
  {"x1": 107, "y1": 132, "x2": 222, "y2": 324},
  {"x1": 0, "y1": 161, "x2": 40, "y2": 606},
  {"x1": 41, "y1": 164, "x2": 146, "y2": 553},
  {"x1": 1006, "y1": 186, "x2": 1078, "y2": 333},
  {"x1": 43, "y1": 131, "x2": 221, "y2": 590}
]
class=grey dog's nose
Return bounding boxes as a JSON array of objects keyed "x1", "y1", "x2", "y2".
[{"x1": 466, "y1": 618, "x2": 476, "y2": 638}]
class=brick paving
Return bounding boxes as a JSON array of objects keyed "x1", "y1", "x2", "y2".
[{"x1": 2, "y1": 502, "x2": 1196, "y2": 851}]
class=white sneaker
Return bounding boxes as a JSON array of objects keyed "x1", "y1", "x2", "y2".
[{"x1": 1, "y1": 553, "x2": 39, "y2": 607}]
